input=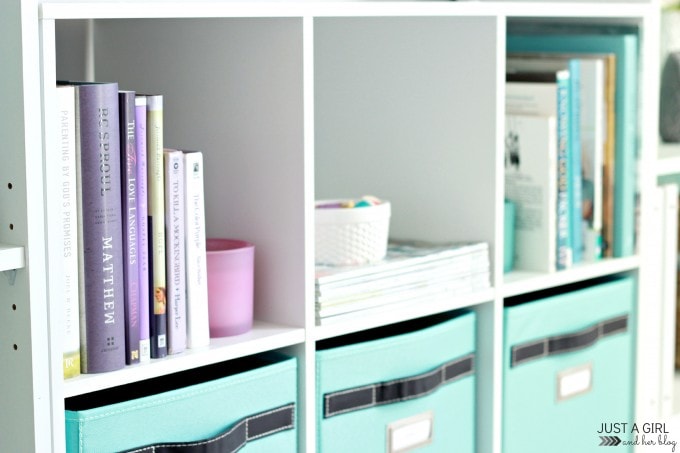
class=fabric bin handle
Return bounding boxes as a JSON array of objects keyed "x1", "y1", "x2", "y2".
[
  {"x1": 511, "y1": 314, "x2": 628, "y2": 368},
  {"x1": 324, "y1": 353, "x2": 474, "y2": 418},
  {"x1": 122, "y1": 403, "x2": 295, "y2": 453}
]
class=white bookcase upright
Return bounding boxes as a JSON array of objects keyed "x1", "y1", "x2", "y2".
[{"x1": 0, "y1": 1, "x2": 662, "y2": 452}]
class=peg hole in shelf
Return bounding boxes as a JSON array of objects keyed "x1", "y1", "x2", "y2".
[
  {"x1": 9, "y1": 224, "x2": 13, "y2": 231},
  {"x1": 13, "y1": 344, "x2": 17, "y2": 351},
  {"x1": 12, "y1": 304, "x2": 16, "y2": 311},
  {"x1": 7, "y1": 182, "x2": 12, "y2": 190}
]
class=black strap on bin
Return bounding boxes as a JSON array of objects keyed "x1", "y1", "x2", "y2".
[
  {"x1": 123, "y1": 403, "x2": 295, "y2": 453},
  {"x1": 511, "y1": 314, "x2": 628, "y2": 368},
  {"x1": 323, "y1": 353, "x2": 474, "y2": 418}
]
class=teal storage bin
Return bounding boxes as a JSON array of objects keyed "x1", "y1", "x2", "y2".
[
  {"x1": 65, "y1": 353, "x2": 297, "y2": 452},
  {"x1": 503, "y1": 276, "x2": 635, "y2": 453},
  {"x1": 317, "y1": 312, "x2": 476, "y2": 453}
]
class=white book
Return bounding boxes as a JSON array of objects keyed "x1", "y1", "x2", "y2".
[
  {"x1": 164, "y1": 149, "x2": 186, "y2": 354},
  {"x1": 505, "y1": 113, "x2": 558, "y2": 273},
  {"x1": 506, "y1": 70, "x2": 571, "y2": 270},
  {"x1": 57, "y1": 84, "x2": 81, "y2": 378},
  {"x1": 182, "y1": 150, "x2": 210, "y2": 349}
]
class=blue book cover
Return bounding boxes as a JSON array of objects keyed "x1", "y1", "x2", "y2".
[{"x1": 508, "y1": 31, "x2": 638, "y2": 258}]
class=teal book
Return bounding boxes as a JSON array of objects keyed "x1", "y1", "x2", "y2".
[
  {"x1": 508, "y1": 31, "x2": 638, "y2": 258},
  {"x1": 507, "y1": 54, "x2": 583, "y2": 264}
]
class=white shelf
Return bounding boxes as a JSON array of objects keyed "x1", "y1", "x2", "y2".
[
  {"x1": 62, "y1": 321, "x2": 305, "y2": 398},
  {"x1": 0, "y1": 244, "x2": 24, "y2": 272},
  {"x1": 39, "y1": 0, "x2": 653, "y2": 20},
  {"x1": 502, "y1": 256, "x2": 640, "y2": 298}
]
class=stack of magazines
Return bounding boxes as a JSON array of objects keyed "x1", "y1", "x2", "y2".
[{"x1": 315, "y1": 240, "x2": 491, "y2": 325}]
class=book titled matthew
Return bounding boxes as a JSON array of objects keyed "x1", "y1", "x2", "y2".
[{"x1": 68, "y1": 81, "x2": 127, "y2": 373}]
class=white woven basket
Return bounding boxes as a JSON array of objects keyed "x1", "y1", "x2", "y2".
[{"x1": 315, "y1": 200, "x2": 391, "y2": 266}]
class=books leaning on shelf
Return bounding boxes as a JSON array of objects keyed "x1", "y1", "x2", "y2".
[
  {"x1": 507, "y1": 26, "x2": 637, "y2": 259},
  {"x1": 507, "y1": 52, "x2": 613, "y2": 264},
  {"x1": 507, "y1": 54, "x2": 583, "y2": 265},
  {"x1": 314, "y1": 240, "x2": 490, "y2": 325},
  {"x1": 56, "y1": 82, "x2": 213, "y2": 377}
]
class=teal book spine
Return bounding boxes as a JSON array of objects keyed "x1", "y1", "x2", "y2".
[
  {"x1": 556, "y1": 75, "x2": 571, "y2": 270},
  {"x1": 567, "y1": 58, "x2": 583, "y2": 264},
  {"x1": 508, "y1": 32, "x2": 639, "y2": 258}
]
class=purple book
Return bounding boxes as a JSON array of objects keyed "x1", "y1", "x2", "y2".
[
  {"x1": 71, "y1": 81, "x2": 126, "y2": 374},
  {"x1": 135, "y1": 95, "x2": 151, "y2": 362},
  {"x1": 119, "y1": 90, "x2": 140, "y2": 365}
]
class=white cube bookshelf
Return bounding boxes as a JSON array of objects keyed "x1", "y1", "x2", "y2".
[{"x1": 0, "y1": 1, "x2": 662, "y2": 452}]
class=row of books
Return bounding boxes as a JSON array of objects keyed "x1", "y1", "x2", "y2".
[
  {"x1": 57, "y1": 81, "x2": 211, "y2": 377},
  {"x1": 504, "y1": 25, "x2": 638, "y2": 273},
  {"x1": 314, "y1": 240, "x2": 490, "y2": 325}
]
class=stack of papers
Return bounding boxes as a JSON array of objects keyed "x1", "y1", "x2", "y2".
[{"x1": 315, "y1": 240, "x2": 490, "y2": 325}]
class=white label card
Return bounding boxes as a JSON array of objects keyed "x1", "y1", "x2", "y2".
[
  {"x1": 557, "y1": 363, "x2": 593, "y2": 402},
  {"x1": 387, "y1": 411, "x2": 434, "y2": 453}
]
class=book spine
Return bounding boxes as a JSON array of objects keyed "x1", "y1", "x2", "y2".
[
  {"x1": 568, "y1": 59, "x2": 583, "y2": 264},
  {"x1": 57, "y1": 84, "x2": 81, "y2": 379},
  {"x1": 602, "y1": 55, "x2": 616, "y2": 258},
  {"x1": 614, "y1": 35, "x2": 638, "y2": 258},
  {"x1": 183, "y1": 151, "x2": 211, "y2": 349},
  {"x1": 119, "y1": 91, "x2": 140, "y2": 365},
  {"x1": 556, "y1": 76, "x2": 572, "y2": 271},
  {"x1": 135, "y1": 95, "x2": 151, "y2": 362},
  {"x1": 164, "y1": 149, "x2": 187, "y2": 354},
  {"x1": 580, "y1": 58, "x2": 605, "y2": 262},
  {"x1": 75, "y1": 82, "x2": 126, "y2": 374},
  {"x1": 146, "y1": 94, "x2": 167, "y2": 359}
]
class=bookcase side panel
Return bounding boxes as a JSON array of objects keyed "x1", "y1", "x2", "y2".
[
  {"x1": 0, "y1": 0, "x2": 52, "y2": 451},
  {"x1": 635, "y1": 8, "x2": 663, "y2": 422},
  {"x1": 88, "y1": 18, "x2": 307, "y2": 328},
  {"x1": 314, "y1": 16, "x2": 499, "y2": 254}
]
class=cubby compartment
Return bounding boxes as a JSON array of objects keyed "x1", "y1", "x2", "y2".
[
  {"x1": 313, "y1": 15, "x2": 501, "y2": 337},
  {"x1": 314, "y1": 16, "x2": 500, "y2": 249},
  {"x1": 51, "y1": 16, "x2": 308, "y2": 397}
]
